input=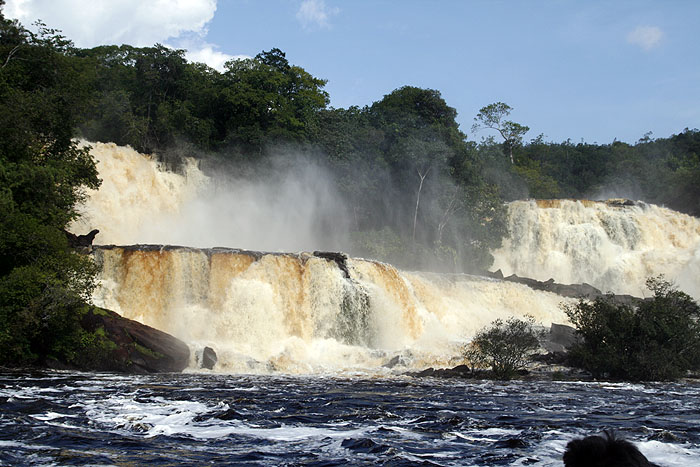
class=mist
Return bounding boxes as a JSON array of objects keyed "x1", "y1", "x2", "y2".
[
  {"x1": 587, "y1": 174, "x2": 647, "y2": 204},
  {"x1": 72, "y1": 142, "x2": 352, "y2": 252},
  {"x1": 174, "y1": 154, "x2": 352, "y2": 251}
]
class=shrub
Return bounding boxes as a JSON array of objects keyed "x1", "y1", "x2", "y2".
[
  {"x1": 468, "y1": 316, "x2": 544, "y2": 379},
  {"x1": 461, "y1": 341, "x2": 489, "y2": 376},
  {"x1": 564, "y1": 277, "x2": 700, "y2": 381}
]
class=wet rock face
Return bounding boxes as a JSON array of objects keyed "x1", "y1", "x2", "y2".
[
  {"x1": 605, "y1": 198, "x2": 639, "y2": 208},
  {"x1": 201, "y1": 346, "x2": 217, "y2": 370},
  {"x1": 313, "y1": 251, "x2": 350, "y2": 278},
  {"x1": 79, "y1": 307, "x2": 190, "y2": 373},
  {"x1": 487, "y1": 270, "x2": 646, "y2": 305}
]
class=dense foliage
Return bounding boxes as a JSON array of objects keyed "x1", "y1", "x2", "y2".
[
  {"x1": 564, "y1": 278, "x2": 700, "y2": 381},
  {"x1": 0, "y1": 6, "x2": 105, "y2": 365},
  {"x1": 509, "y1": 131, "x2": 700, "y2": 216},
  {"x1": 465, "y1": 316, "x2": 544, "y2": 379}
]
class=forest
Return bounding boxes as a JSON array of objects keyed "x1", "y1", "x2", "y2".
[
  {"x1": 71, "y1": 41, "x2": 700, "y2": 271},
  {"x1": 1, "y1": 5, "x2": 699, "y2": 366}
]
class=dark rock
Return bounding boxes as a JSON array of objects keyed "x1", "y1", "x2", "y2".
[
  {"x1": 495, "y1": 438, "x2": 528, "y2": 449},
  {"x1": 79, "y1": 307, "x2": 190, "y2": 373},
  {"x1": 605, "y1": 198, "x2": 638, "y2": 207},
  {"x1": 64, "y1": 229, "x2": 99, "y2": 248},
  {"x1": 407, "y1": 365, "x2": 473, "y2": 379},
  {"x1": 414, "y1": 367, "x2": 435, "y2": 377},
  {"x1": 649, "y1": 430, "x2": 681, "y2": 442},
  {"x1": 384, "y1": 355, "x2": 402, "y2": 368},
  {"x1": 313, "y1": 251, "x2": 351, "y2": 278},
  {"x1": 341, "y1": 438, "x2": 390, "y2": 454},
  {"x1": 499, "y1": 273, "x2": 650, "y2": 304},
  {"x1": 490, "y1": 269, "x2": 504, "y2": 279},
  {"x1": 383, "y1": 354, "x2": 413, "y2": 368},
  {"x1": 194, "y1": 408, "x2": 242, "y2": 422},
  {"x1": 549, "y1": 323, "x2": 580, "y2": 349},
  {"x1": 201, "y1": 346, "x2": 217, "y2": 370}
]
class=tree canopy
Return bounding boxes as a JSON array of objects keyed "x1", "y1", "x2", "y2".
[
  {"x1": 0, "y1": 8, "x2": 101, "y2": 363},
  {"x1": 564, "y1": 278, "x2": 700, "y2": 381},
  {"x1": 472, "y1": 102, "x2": 529, "y2": 164}
]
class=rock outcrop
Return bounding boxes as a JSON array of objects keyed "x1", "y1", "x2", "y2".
[
  {"x1": 78, "y1": 307, "x2": 190, "y2": 373},
  {"x1": 544, "y1": 323, "x2": 580, "y2": 354},
  {"x1": 487, "y1": 270, "x2": 644, "y2": 306},
  {"x1": 64, "y1": 229, "x2": 100, "y2": 249},
  {"x1": 199, "y1": 346, "x2": 218, "y2": 370},
  {"x1": 313, "y1": 251, "x2": 351, "y2": 279}
]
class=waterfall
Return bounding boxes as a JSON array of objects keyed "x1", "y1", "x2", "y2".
[
  {"x1": 70, "y1": 141, "x2": 349, "y2": 251},
  {"x1": 92, "y1": 246, "x2": 572, "y2": 373},
  {"x1": 491, "y1": 199, "x2": 700, "y2": 300},
  {"x1": 74, "y1": 142, "x2": 700, "y2": 373},
  {"x1": 70, "y1": 141, "x2": 208, "y2": 245}
]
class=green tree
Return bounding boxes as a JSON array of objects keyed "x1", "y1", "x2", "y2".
[
  {"x1": 220, "y1": 48, "x2": 329, "y2": 155},
  {"x1": 468, "y1": 316, "x2": 543, "y2": 379},
  {"x1": 472, "y1": 102, "x2": 529, "y2": 164},
  {"x1": 0, "y1": 10, "x2": 101, "y2": 364},
  {"x1": 370, "y1": 87, "x2": 464, "y2": 246},
  {"x1": 564, "y1": 278, "x2": 700, "y2": 381}
]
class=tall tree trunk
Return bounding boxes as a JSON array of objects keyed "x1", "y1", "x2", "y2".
[{"x1": 437, "y1": 188, "x2": 459, "y2": 244}]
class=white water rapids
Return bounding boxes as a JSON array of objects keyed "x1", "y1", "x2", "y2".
[
  {"x1": 72, "y1": 142, "x2": 700, "y2": 373},
  {"x1": 492, "y1": 199, "x2": 700, "y2": 300}
]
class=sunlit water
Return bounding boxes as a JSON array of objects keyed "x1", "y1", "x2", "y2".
[{"x1": 2, "y1": 371, "x2": 699, "y2": 466}]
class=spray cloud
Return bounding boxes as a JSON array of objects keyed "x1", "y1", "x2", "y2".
[{"x1": 72, "y1": 142, "x2": 351, "y2": 252}]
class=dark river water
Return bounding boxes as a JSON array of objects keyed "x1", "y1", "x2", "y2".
[{"x1": 1, "y1": 370, "x2": 699, "y2": 466}]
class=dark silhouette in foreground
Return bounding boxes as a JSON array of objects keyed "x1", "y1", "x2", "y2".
[
  {"x1": 64, "y1": 229, "x2": 99, "y2": 248},
  {"x1": 563, "y1": 431, "x2": 657, "y2": 467}
]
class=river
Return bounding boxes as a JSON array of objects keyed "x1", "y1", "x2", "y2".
[{"x1": 2, "y1": 370, "x2": 699, "y2": 466}]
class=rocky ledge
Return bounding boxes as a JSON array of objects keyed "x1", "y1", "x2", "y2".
[
  {"x1": 486, "y1": 270, "x2": 644, "y2": 306},
  {"x1": 49, "y1": 307, "x2": 190, "y2": 374}
]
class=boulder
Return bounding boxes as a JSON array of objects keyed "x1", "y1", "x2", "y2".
[
  {"x1": 383, "y1": 354, "x2": 412, "y2": 369},
  {"x1": 79, "y1": 307, "x2": 190, "y2": 373},
  {"x1": 407, "y1": 365, "x2": 472, "y2": 378},
  {"x1": 490, "y1": 269, "x2": 504, "y2": 279},
  {"x1": 542, "y1": 323, "x2": 580, "y2": 354},
  {"x1": 201, "y1": 346, "x2": 218, "y2": 370}
]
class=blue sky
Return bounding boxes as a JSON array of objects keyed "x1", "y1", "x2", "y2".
[{"x1": 5, "y1": 0, "x2": 700, "y2": 143}]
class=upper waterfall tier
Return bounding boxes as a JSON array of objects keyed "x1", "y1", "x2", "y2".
[
  {"x1": 491, "y1": 199, "x2": 700, "y2": 300},
  {"x1": 70, "y1": 141, "x2": 349, "y2": 251}
]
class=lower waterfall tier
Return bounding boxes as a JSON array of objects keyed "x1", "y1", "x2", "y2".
[{"x1": 93, "y1": 246, "x2": 572, "y2": 374}]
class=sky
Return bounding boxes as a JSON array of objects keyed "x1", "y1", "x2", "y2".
[{"x1": 4, "y1": 0, "x2": 700, "y2": 144}]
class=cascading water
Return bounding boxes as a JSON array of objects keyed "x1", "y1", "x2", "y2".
[
  {"x1": 92, "y1": 245, "x2": 571, "y2": 373},
  {"x1": 70, "y1": 142, "x2": 208, "y2": 245},
  {"x1": 70, "y1": 141, "x2": 349, "y2": 251},
  {"x1": 491, "y1": 199, "x2": 700, "y2": 300},
  {"x1": 75, "y1": 142, "x2": 700, "y2": 373}
]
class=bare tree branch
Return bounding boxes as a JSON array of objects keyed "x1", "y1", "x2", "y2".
[{"x1": 1, "y1": 44, "x2": 21, "y2": 69}]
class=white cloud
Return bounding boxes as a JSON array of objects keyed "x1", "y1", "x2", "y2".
[
  {"x1": 181, "y1": 44, "x2": 250, "y2": 72},
  {"x1": 3, "y1": 0, "x2": 31, "y2": 19},
  {"x1": 2, "y1": 0, "x2": 253, "y2": 71},
  {"x1": 4, "y1": 0, "x2": 217, "y2": 47},
  {"x1": 626, "y1": 25, "x2": 664, "y2": 51},
  {"x1": 296, "y1": 0, "x2": 338, "y2": 30}
]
